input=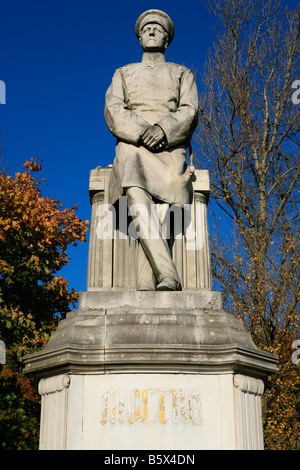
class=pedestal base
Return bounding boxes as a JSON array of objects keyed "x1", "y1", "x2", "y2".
[
  {"x1": 38, "y1": 372, "x2": 265, "y2": 450},
  {"x1": 24, "y1": 290, "x2": 278, "y2": 450}
]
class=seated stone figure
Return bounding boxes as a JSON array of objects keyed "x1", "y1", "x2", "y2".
[{"x1": 104, "y1": 9, "x2": 199, "y2": 291}]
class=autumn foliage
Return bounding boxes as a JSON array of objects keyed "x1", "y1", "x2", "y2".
[
  {"x1": 0, "y1": 157, "x2": 88, "y2": 449},
  {"x1": 0, "y1": 157, "x2": 88, "y2": 322},
  {"x1": 262, "y1": 336, "x2": 300, "y2": 450}
]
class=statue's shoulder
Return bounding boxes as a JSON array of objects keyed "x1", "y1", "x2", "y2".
[
  {"x1": 116, "y1": 63, "x2": 141, "y2": 74},
  {"x1": 167, "y1": 62, "x2": 192, "y2": 74}
]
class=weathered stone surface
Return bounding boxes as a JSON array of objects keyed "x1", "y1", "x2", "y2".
[
  {"x1": 87, "y1": 167, "x2": 212, "y2": 291},
  {"x1": 24, "y1": 290, "x2": 278, "y2": 378},
  {"x1": 37, "y1": 372, "x2": 266, "y2": 450},
  {"x1": 79, "y1": 289, "x2": 222, "y2": 310}
]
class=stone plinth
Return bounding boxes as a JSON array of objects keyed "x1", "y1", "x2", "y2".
[
  {"x1": 24, "y1": 291, "x2": 278, "y2": 450},
  {"x1": 36, "y1": 372, "x2": 264, "y2": 450}
]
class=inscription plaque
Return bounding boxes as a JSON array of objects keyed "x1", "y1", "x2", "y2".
[{"x1": 101, "y1": 388, "x2": 202, "y2": 425}]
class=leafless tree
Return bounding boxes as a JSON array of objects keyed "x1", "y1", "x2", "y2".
[{"x1": 196, "y1": 0, "x2": 300, "y2": 348}]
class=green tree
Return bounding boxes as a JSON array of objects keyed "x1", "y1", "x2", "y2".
[
  {"x1": 0, "y1": 156, "x2": 88, "y2": 449},
  {"x1": 196, "y1": 0, "x2": 300, "y2": 449}
]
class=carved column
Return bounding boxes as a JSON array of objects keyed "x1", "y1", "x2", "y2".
[
  {"x1": 233, "y1": 374, "x2": 265, "y2": 450},
  {"x1": 177, "y1": 190, "x2": 211, "y2": 289},
  {"x1": 38, "y1": 374, "x2": 70, "y2": 450},
  {"x1": 87, "y1": 166, "x2": 114, "y2": 289}
]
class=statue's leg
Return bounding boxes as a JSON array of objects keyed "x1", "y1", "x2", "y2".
[
  {"x1": 136, "y1": 241, "x2": 156, "y2": 290},
  {"x1": 126, "y1": 186, "x2": 181, "y2": 291}
]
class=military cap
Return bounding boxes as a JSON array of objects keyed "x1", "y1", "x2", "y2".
[{"x1": 135, "y1": 9, "x2": 175, "y2": 45}]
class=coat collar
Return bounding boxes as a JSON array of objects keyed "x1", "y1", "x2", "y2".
[{"x1": 142, "y1": 52, "x2": 166, "y2": 63}]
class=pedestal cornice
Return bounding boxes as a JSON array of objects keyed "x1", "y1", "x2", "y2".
[{"x1": 24, "y1": 290, "x2": 278, "y2": 379}]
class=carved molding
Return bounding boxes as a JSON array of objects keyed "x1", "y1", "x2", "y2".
[
  {"x1": 38, "y1": 374, "x2": 70, "y2": 396},
  {"x1": 38, "y1": 374, "x2": 70, "y2": 450},
  {"x1": 233, "y1": 374, "x2": 265, "y2": 449},
  {"x1": 233, "y1": 374, "x2": 264, "y2": 395},
  {"x1": 91, "y1": 191, "x2": 104, "y2": 204},
  {"x1": 194, "y1": 192, "x2": 207, "y2": 204}
]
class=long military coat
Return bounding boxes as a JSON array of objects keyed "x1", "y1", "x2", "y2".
[{"x1": 104, "y1": 53, "x2": 198, "y2": 207}]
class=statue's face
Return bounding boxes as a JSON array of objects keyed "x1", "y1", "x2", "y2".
[{"x1": 139, "y1": 22, "x2": 168, "y2": 52}]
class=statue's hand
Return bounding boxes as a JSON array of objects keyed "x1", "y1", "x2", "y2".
[{"x1": 140, "y1": 125, "x2": 166, "y2": 151}]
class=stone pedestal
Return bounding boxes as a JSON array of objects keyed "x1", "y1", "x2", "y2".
[
  {"x1": 37, "y1": 372, "x2": 264, "y2": 450},
  {"x1": 24, "y1": 290, "x2": 278, "y2": 450},
  {"x1": 23, "y1": 166, "x2": 278, "y2": 450}
]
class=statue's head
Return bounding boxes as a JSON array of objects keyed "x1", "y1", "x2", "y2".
[{"x1": 135, "y1": 9, "x2": 174, "y2": 53}]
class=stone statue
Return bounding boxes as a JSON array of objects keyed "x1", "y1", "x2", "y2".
[{"x1": 104, "y1": 9, "x2": 199, "y2": 291}]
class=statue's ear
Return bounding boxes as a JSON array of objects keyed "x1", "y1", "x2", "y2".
[{"x1": 164, "y1": 34, "x2": 169, "y2": 49}]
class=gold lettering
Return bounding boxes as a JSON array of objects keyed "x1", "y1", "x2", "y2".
[
  {"x1": 100, "y1": 387, "x2": 202, "y2": 425},
  {"x1": 188, "y1": 390, "x2": 202, "y2": 425},
  {"x1": 142, "y1": 389, "x2": 159, "y2": 424},
  {"x1": 118, "y1": 393, "x2": 124, "y2": 424},
  {"x1": 128, "y1": 391, "x2": 134, "y2": 424},
  {"x1": 172, "y1": 389, "x2": 179, "y2": 423},
  {"x1": 142, "y1": 389, "x2": 148, "y2": 421},
  {"x1": 135, "y1": 389, "x2": 140, "y2": 421},
  {"x1": 159, "y1": 392, "x2": 166, "y2": 424},
  {"x1": 177, "y1": 389, "x2": 188, "y2": 423},
  {"x1": 111, "y1": 392, "x2": 116, "y2": 423},
  {"x1": 101, "y1": 393, "x2": 108, "y2": 425}
]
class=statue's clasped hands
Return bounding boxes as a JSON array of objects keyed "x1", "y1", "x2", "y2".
[{"x1": 140, "y1": 125, "x2": 167, "y2": 152}]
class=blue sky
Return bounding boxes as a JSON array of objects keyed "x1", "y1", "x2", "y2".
[{"x1": 1, "y1": 0, "x2": 299, "y2": 297}]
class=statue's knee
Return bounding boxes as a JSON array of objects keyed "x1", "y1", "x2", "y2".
[{"x1": 126, "y1": 186, "x2": 147, "y2": 206}]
